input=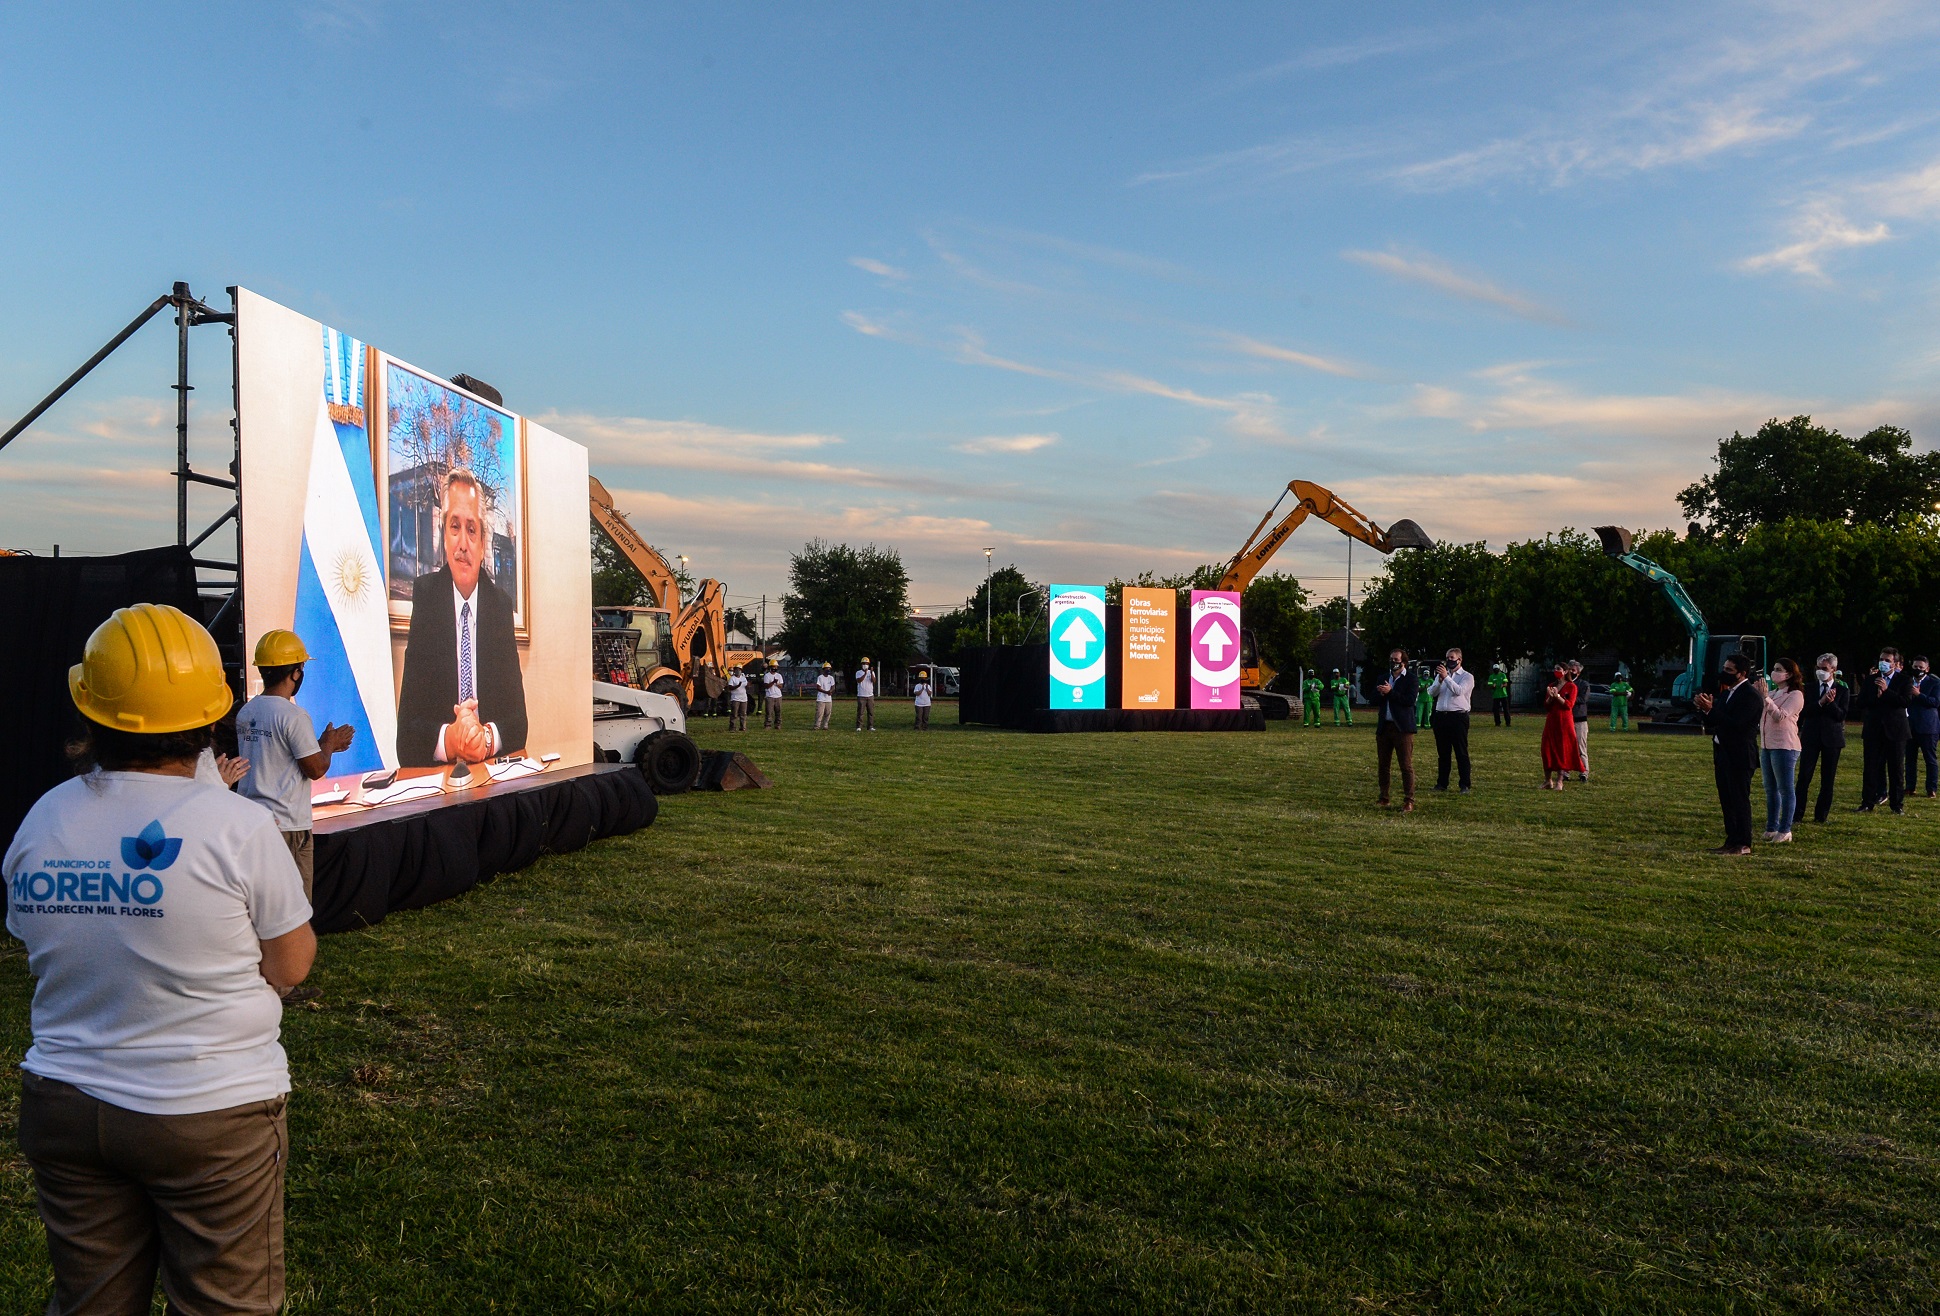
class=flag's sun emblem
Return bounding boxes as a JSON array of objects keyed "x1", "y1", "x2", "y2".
[{"x1": 332, "y1": 549, "x2": 372, "y2": 603}]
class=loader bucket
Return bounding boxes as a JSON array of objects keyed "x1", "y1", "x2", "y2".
[
  {"x1": 1591, "y1": 525, "x2": 1633, "y2": 557},
  {"x1": 1385, "y1": 518, "x2": 1434, "y2": 550}
]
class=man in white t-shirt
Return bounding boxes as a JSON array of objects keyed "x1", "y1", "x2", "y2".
[
  {"x1": 762, "y1": 666, "x2": 785, "y2": 729},
  {"x1": 912, "y1": 667, "x2": 934, "y2": 731},
  {"x1": 8, "y1": 603, "x2": 315, "y2": 1314},
  {"x1": 236, "y1": 629, "x2": 354, "y2": 908},
  {"x1": 814, "y1": 663, "x2": 836, "y2": 729},
  {"x1": 854, "y1": 656, "x2": 877, "y2": 730},
  {"x1": 725, "y1": 667, "x2": 749, "y2": 731}
]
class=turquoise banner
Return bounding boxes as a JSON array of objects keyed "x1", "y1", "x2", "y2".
[{"x1": 1048, "y1": 584, "x2": 1107, "y2": 709}]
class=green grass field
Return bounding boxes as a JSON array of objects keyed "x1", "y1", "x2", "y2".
[{"x1": 3, "y1": 704, "x2": 1938, "y2": 1312}]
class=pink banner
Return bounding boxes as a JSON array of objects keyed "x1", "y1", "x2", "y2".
[{"x1": 1189, "y1": 590, "x2": 1242, "y2": 709}]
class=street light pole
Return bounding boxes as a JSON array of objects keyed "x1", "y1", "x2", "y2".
[{"x1": 983, "y1": 547, "x2": 994, "y2": 644}]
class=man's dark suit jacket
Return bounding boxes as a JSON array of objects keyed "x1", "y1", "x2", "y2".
[
  {"x1": 1702, "y1": 678, "x2": 1762, "y2": 767},
  {"x1": 396, "y1": 565, "x2": 528, "y2": 767},
  {"x1": 1854, "y1": 668, "x2": 1913, "y2": 744},
  {"x1": 1909, "y1": 673, "x2": 1940, "y2": 738},
  {"x1": 1372, "y1": 668, "x2": 1419, "y2": 734},
  {"x1": 1797, "y1": 676, "x2": 1850, "y2": 749}
]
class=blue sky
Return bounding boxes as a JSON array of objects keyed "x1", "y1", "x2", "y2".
[{"x1": 4, "y1": 2, "x2": 1939, "y2": 616}]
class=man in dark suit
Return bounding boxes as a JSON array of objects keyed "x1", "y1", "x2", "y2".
[
  {"x1": 1855, "y1": 646, "x2": 1912, "y2": 813},
  {"x1": 1793, "y1": 653, "x2": 1849, "y2": 825},
  {"x1": 395, "y1": 469, "x2": 528, "y2": 768},
  {"x1": 1696, "y1": 652, "x2": 1762, "y2": 854},
  {"x1": 1372, "y1": 647, "x2": 1419, "y2": 812},
  {"x1": 1905, "y1": 655, "x2": 1939, "y2": 799}
]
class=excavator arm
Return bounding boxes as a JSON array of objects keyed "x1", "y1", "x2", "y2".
[
  {"x1": 589, "y1": 476, "x2": 681, "y2": 613},
  {"x1": 1593, "y1": 526, "x2": 1710, "y2": 703},
  {"x1": 1218, "y1": 479, "x2": 1433, "y2": 594}
]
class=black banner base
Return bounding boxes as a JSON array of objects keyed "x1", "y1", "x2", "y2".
[
  {"x1": 1027, "y1": 709, "x2": 1266, "y2": 733},
  {"x1": 312, "y1": 763, "x2": 656, "y2": 934}
]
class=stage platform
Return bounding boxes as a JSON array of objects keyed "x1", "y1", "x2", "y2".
[
  {"x1": 1026, "y1": 709, "x2": 1265, "y2": 733},
  {"x1": 313, "y1": 762, "x2": 656, "y2": 934}
]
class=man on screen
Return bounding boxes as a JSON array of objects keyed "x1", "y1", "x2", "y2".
[{"x1": 396, "y1": 468, "x2": 528, "y2": 767}]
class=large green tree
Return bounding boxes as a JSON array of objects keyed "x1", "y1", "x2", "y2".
[
  {"x1": 1678, "y1": 416, "x2": 1940, "y2": 539},
  {"x1": 775, "y1": 540, "x2": 912, "y2": 688}
]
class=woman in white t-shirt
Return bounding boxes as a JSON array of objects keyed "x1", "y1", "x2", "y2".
[
  {"x1": 814, "y1": 663, "x2": 837, "y2": 730},
  {"x1": 6, "y1": 603, "x2": 315, "y2": 1313},
  {"x1": 912, "y1": 668, "x2": 934, "y2": 731},
  {"x1": 762, "y1": 667, "x2": 785, "y2": 729}
]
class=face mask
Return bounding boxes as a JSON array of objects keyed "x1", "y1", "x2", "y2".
[
  {"x1": 1880, "y1": 660, "x2": 1894, "y2": 675},
  {"x1": 1818, "y1": 669, "x2": 1834, "y2": 682},
  {"x1": 290, "y1": 667, "x2": 305, "y2": 696},
  {"x1": 1771, "y1": 670, "x2": 1787, "y2": 686}
]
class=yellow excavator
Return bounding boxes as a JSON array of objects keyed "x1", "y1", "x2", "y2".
[
  {"x1": 1219, "y1": 480, "x2": 1432, "y2": 718},
  {"x1": 589, "y1": 475, "x2": 750, "y2": 709}
]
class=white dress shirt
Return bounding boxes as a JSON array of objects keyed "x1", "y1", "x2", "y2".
[
  {"x1": 435, "y1": 580, "x2": 501, "y2": 763},
  {"x1": 1429, "y1": 666, "x2": 1475, "y2": 713}
]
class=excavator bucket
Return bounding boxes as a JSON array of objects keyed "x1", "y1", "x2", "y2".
[
  {"x1": 1385, "y1": 518, "x2": 1434, "y2": 550},
  {"x1": 1592, "y1": 525, "x2": 1633, "y2": 557}
]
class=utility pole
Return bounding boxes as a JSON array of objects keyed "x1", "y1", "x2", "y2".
[
  {"x1": 759, "y1": 595, "x2": 767, "y2": 652},
  {"x1": 983, "y1": 547, "x2": 994, "y2": 643},
  {"x1": 1343, "y1": 538, "x2": 1354, "y2": 690}
]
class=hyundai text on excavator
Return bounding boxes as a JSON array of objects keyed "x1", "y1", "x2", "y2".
[
  {"x1": 1219, "y1": 480, "x2": 1432, "y2": 719},
  {"x1": 589, "y1": 475, "x2": 754, "y2": 709}
]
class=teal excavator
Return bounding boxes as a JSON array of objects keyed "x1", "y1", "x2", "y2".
[{"x1": 1593, "y1": 526, "x2": 1764, "y2": 726}]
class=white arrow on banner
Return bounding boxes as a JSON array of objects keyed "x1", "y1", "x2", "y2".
[
  {"x1": 1066, "y1": 626, "x2": 1093, "y2": 660},
  {"x1": 1200, "y1": 621, "x2": 1230, "y2": 663}
]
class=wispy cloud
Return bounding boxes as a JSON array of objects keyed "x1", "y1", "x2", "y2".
[
  {"x1": 1344, "y1": 248, "x2": 1570, "y2": 326},
  {"x1": 849, "y1": 256, "x2": 909, "y2": 281},
  {"x1": 1738, "y1": 202, "x2": 1892, "y2": 279},
  {"x1": 1740, "y1": 153, "x2": 1940, "y2": 280},
  {"x1": 1405, "y1": 363, "x2": 1788, "y2": 438},
  {"x1": 1223, "y1": 334, "x2": 1362, "y2": 377},
  {"x1": 953, "y1": 433, "x2": 1058, "y2": 456}
]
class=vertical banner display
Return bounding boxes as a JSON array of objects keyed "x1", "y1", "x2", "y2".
[
  {"x1": 1048, "y1": 584, "x2": 1107, "y2": 709},
  {"x1": 1189, "y1": 589, "x2": 1243, "y2": 709},
  {"x1": 1121, "y1": 587, "x2": 1176, "y2": 709}
]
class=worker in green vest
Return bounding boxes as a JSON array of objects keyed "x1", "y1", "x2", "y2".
[
  {"x1": 1609, "y1": 673, "x2": 1633, "y2": 731},
  {"x1": 1302, "y1": 671, "x2": 1324, "y2": 726},
  {"x1": 1488, "y1": 662, "x2": 1512, "y2": 727},
  {"x1": 1415, "y1": 662, "x2": 1436, "y2": 727},
  {"x1": 1328, "y1": 668, "x2": 1353, "y2": 726}
]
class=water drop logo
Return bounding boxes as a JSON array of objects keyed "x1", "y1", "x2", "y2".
[{"x1": 120, "y1": 821, "x2": 182, "y2": 872}]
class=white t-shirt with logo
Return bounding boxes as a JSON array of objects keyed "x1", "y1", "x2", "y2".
[
  {"x1": 913, "y1": 681, "x2": 932, "y2": 708},
  {"x1": 815, "y1": 674, "x2": 835, "y2": 703},
  {"x1": 727, "y1": 672, "x2": 748, "y2": 703},
  {"x1": 763, "y1": 672, "x2": 784, "y2": 700},
  {"x1": 236, "y1": 694, "x2": 320, "y2": 831},
  {"x1": 855, "y1": 669, "x2": 877, "y2": 698},
  {"x1": 5, "y1": 772, "x2": 313, "y2": 1115}
]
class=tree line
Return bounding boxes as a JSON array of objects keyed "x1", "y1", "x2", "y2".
[{"x1": 652, "y1": 415, "x2": 1939, "y2": 697}]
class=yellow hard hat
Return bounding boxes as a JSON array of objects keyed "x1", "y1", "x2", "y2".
[
  {"x1": 252, "y1": 628, "x2": 309, "y2": 667},
  {"x1": 70, "y1": 603, "x2": 232, "y2": 734},
  {"x1": 861, "y1": 655, "x2": 871, "y2": 663}
]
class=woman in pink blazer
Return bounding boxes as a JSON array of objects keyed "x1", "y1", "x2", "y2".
[{"x1": 1762, "y1": 657, "x2": 1805, "y2": 841}]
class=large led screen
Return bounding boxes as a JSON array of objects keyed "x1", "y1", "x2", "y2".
[{"x1": 235, "y1": 289, "x2": 592, "y2": 812}]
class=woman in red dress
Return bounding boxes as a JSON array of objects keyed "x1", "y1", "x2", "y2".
[{"x1": 1541, "y1": 665, "x2": 1586, "y2": 788}]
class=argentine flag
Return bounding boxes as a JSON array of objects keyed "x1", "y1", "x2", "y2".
[{"x1": 291, "y1": 327, "x2": 397, "y2": 775}]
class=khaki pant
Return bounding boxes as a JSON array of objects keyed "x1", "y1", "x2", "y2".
[
  {"x1": 728, "y1": 700, "x2": 747, "y2": 731},
  {"x1": 1574, "y1": 719, "x2": 1590, "y2": 776},
  {"x1": 914, "y1": 704, "x2": 930, "y2": 731},
  {"x1": 19, "y1": 1072, "x2": 288, "y2": 1316},
  {"x1": 855, "y1": 697, "x2": 875, "y2": 730},
  {"x1": 814, "y1": 700, "x2": 832, "y2": 729},
  {"x1": 764, "y1": 698, "x2": 782, "y2": 729},
  {"x1": 1377, "y1": 722, "x2": 1415, "y2": 803},
  {"x1": 280, "y1": 830, "x2": 313, "y2": 902}
]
